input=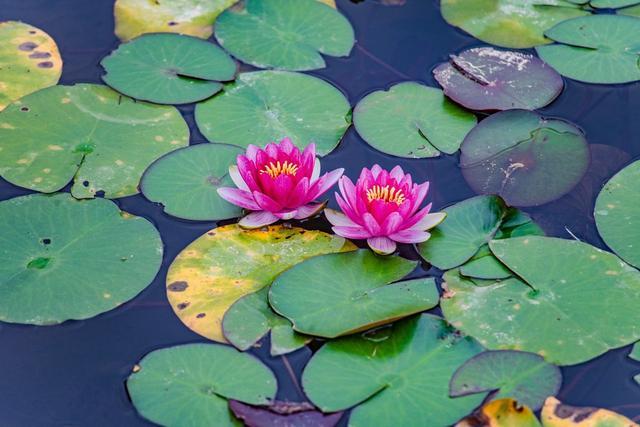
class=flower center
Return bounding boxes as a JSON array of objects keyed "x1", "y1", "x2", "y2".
[
  {"x1": 260, "y1": 160, "x2": 299, "y2": 178},
  {"x1": 366, "y1": 185, "x2": 406, "y2": 205}
]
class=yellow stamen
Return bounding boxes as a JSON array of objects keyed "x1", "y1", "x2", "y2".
[
  {"x1": 260, "y1": 160, "x2": 299, "y2": 178},
  {"x1": 366, "y1": 185, "x2": 406, "y2": 205}
]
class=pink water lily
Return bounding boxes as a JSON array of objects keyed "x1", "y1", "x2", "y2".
[
  {"x1": 326, "y1": 165, "x2": 446, "y2": 255},
  {"x1": 218, "y1": 138, "x2": 344, "y2": 229}
]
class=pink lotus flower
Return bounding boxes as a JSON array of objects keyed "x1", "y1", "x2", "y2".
[
  {"x1": 326, "y1": 165, "x2": 446, "y2": 255},
  {"x1": 218, "y1": 138, "x2": 344, "y2": 229}
]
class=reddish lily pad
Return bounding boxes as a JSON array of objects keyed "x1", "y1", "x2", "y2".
[
  {"x1": 229, "y1": 400, "x2": 343, "y2": 427},
  {"x1": 541, "y1": 397, "x2": 639, "y2": 426},
  {"x1": 456, "y1": 399, "x2": 541, "y2": 427}
]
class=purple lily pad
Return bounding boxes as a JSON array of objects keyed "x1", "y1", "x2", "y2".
[
  {"x1": 229, "y1": 400, "x2": 343, "y2": 427},
  {"x1": 433, "y1": 47, "x2": 564, "y2": 111}
]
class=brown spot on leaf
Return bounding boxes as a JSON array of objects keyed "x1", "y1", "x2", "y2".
[
  {"x1": 177, "y1": 302, "x2": 190, "y2": 310},
  {"x1": 196, "y1": 313, "x2": 206, "y2": 318},
  {"x1": 18, "y1": 42, "x2": 38, "y2": 51},
  {"x1": 167, "y1": 281, "x2": 188, "y2": 292},
  {"x1": 29, "y1": 51, "x2": 51, "y2": 59},
  {"x1": 37, "y1": 61, "x2": 54, "y2": 68}
]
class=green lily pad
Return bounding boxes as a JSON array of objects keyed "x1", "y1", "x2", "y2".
[
  {"x1": 460, "y1": 246, "x2": 514, "y2": 280},
  {"x1": 594, "y1": 160, "x2": 640, "y2": 269},
  {"x1": 0, "y1": 83, "x2": 189, "y2": 198},
  {"x1": 195, "y1": 71, "x2": 351, "y2": 155},
  {"x1": 270, "y1": 250, "x2": 439, "y2": 338},
  {"x1": 536, "y1": 15, "x2": 640, "y2": 84},
  {"x1": 629, "y1": 341, "x2": 640, "y2": 361},
  {"x1": 302, "y1": 314, "x2": 486, "y2": 426},
  {"x1": 440, "y1": 0, "x2": 589, "y2": 49},
  {"x1": 457, "y1": 399, "x2": 542, "y2": 427},
  {"x1": 450, "y1": 350, "x2": 562, "y2": 410},
  {"x1": 214, "y1": 0, "x2": 354, "y2": 71},
  {"x1": 114, "y1": 0, "x2": 237, "y2": 41},
  {"x1": 101, "y1": 33, "x2": 237, "y2": 104},
  {"x1": 127, "y1": 343, "x2": 277, "y2": 427},
  {"x1": 223, "y1": 288, "x2": 311, "y2": 356},
  {"x1": 140, "y1": 143, "x2": 243, "y2": 221},
  {"x1": 0, "y1": 21, "x2": 62, "y2": 111},
  {"x1": 591, "y1": 0, "x2": 640, "y2": 8},
  {"x1": 353, "y1": 82, "x2": 477, "y2": 158},
  {"x1": 442, "y1": 236, "x2": 640, "y2": 365},
  {"x1": 620, "y1": 4, "x2": 640, "y2": 16},
  {"x1": 166, "y1": 224, "x2": 355, "y2": 343},
  {"x1": 460, "y1": 109, "x2": 589, "y2": 207},
  {"x1": 0, "y1": 193, "x2": 162, "y2": 325}
]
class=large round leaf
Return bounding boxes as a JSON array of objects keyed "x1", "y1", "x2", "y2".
[
  {"x1": 442, "y1": 236, "x2": 640, "y2": 365},
  {"x1": 0, "y1": 193, "x2": 162, "y2": 325},
  {"x1": 541, "y1": 397, "x2": 638, "y2": 427},
  {"x1": 591, "y1": 0, "x2": 640, "y2": 8},
  {"x1": 214, "y1": 0, "x2": 354, "y2": 71},
  {"x1": 270, "y1": 250, "x2": 438, "y2": 338},
  {"x1": 620, "y1": 3, "x2": 640, "y2": 16},
  {"x1": 460, "y1": 109, "x2": 589, "y2": 207},
  {"x1": 140, "y1": 143, "x2": 243, "y2": 221},
  {"x1": 450, "y1": 350, "x2": 562, "y2": 410},
  {"x1": 302, "y1": 314, "x2": 486, "y2": 426},
  {"x1": 433, "y1": 47, "x2": 563, "y2": 111},
  {"x1": 353, "y1": 82, "x2": 476, "y2": 158},
  {"x1": 101, "y1": 33, "x2": 237, "y2": 104},
  {"x1": 595, "y1": 160, "x2": 640, "y2": 269},
  {"x1": 0, "y1": 83, "x2": 189, "y2": 198},
  {"x1": 195, "y1": 71, "x2": 351, "y2": 155},
  {"x1": 0, "y1": 21, "x2": 61, "y2": 111},
  {"x1": 536, "y1": 15, "x2": 640, "y2": 84},
  {"x1": 127, "y1": 343, "x2": 277, "y2": 427},
  {"x1": 114, "y1": 0, "x2": 237, "y2": 41},
  {"x1": 166, "y1": 224, "x2": 355, "y2": 342},
  {"x1": 440, "y1": 0, "x2": 589, "y2": 49}
]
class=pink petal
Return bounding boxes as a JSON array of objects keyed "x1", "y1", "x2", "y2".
[
  {"x1": 307, "y1": 168, "x2": 344, "y2": 201},
  {"x1": 336, "y1": 193, "x2": 360, "y2": 223},
  {"x1": 407, "y1": 212, "x2": 446, "y2": 231},
  {"x1": 389, "y1": 165, "x2": 405, "y2": 182},
  {"x1": 239, "y1": 211, "x2": 279, "y2": 229},
  {"x1": 294, "y1": 202, "x2": 326, "y2": 220},
  {"x1": 367, "y1": 237, "x2": 397, "y2": 255},
  {"x1": 246, "y1": 145, "x2": 260, "y2": 162},
  {"x1": 363, "y1": 212, "x2": 382, "y2": 235},
  {"x1": 217, "y1": 187, "x2": 260, "y2": 210},
  {"x1": 333, "y1": 225, "x2": 372, "y2": 240},
  {"x1": 324, "y1": 208, "x2": 359, "y2": 227},
  {"x1": 229, "y1": 165, "x2": 249, "y2": 191},
  {"x1": 338, "y1": 176, "x2": 357, "y2": 208},
  {"x1": 382, "y1": 212, "x2": 403, "y2": 235},
  {"x1": 265, "y1": 142, "x2": 279, "y2": 159},
  {"x1": 279, "y1": 137, "x2": 295, "y2": 155},
  {"x1": 286, "y1": 177, "x2": 310, "y2": 208},
  {"x1": 253, "y1": 191, "x2": 282, "y2": 212},
  {"x1": 272, "y1": 174, "x2": 295, "y2": 205},
  {"x1": 311, "y1": 158, "x2": 321, "y2": 182},
  {"x1": 389, "y1": 229, "x2": 431, "y2": 244},
  {"x1": 237, "y1": 156, "x2": 259, "y2": 191},
  {"x1": 403, "y1": 204, "x2": 433, "y2": 229},
  {"x1": 371, "y1": 164, "x2": 383, "y2": 179},
  {"x1": 275, "y1": 210, "x2": 297, "y2": 220},
  {"x1": 409, "y1": 182, "x2": 430, "y2": 216},
  {"x1": 300, "y1": 143, "x2": 316, "y2": 174}
]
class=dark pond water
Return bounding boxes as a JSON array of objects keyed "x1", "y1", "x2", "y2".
[{"x1": 1, "y1": 0, "x2": 639, "y2": 425}]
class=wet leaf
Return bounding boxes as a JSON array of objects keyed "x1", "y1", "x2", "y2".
[
  {"x1": 302, "y1": 314, "x2": 486, "y2": 426},
  {"x1": 214, "y1": 0, "x2": 354, "y2": 71},
  {"x1": 442, "y1": 236, "x2": 640, "y2": 365},
  {"x1": 433, "y1": 47, "x2": 563, "y2": 112},
  {"x1": 229, "y1": 400, "x2": 343, "y2": 427},
  {"x1": 195, "y1": 71, "x2": 351, "y2": 156},
  {"x1": 540, "y1": 396, "x2": 639, "y2": 426},
  {"x1": 591, "y1": 0, "x2": 640, "y2": 7},
  {"x1": 140, "y1": 143, "x2": 243, "y2": 221},
  {"x1": 0, "y1": 21, "x2": 61, "y2": 111},
  {"x1": 450, "y1": 350, "x2": 562, "y2": 410},
  {"x1": 595, "y1": 160, "x2": 640, "y2": 269},
  {"x1": 536, "y1": 15, "x2": 640, "y2": 84},
  {"x1": 353, "y1": 82, "x2": 477, "y2": 158},
  {"x1": 101, "y1": 33, "x2": 236, "y2": 104},
  {"x1": 114, "y1": 0, "x2": 237, "y2": 41},
  {"x1": 440, "y1": 0, "x2": 589, "y2": 49},
  {"x1": 127, "y1": 343, "x2": 277, "y2": 427},
  {"x1": 460, "y1": 109, "x2": 589, "y2": 207},
  {"x1": 456, "y1": 398, "x2": 542, "y2": 427},
  {"x1": 166, "y1": 224, "x2": 355, "y2": 342},
  {"x1": 0, "y1": 193, "x2": 162, "y2": 325},
  {"x1": 0, "y1": 83, "x2": 188, "y2": 198}
]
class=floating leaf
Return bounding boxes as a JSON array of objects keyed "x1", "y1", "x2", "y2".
[
  {"x1": 127, "y1": 343, "x2": 277, "y2": 427},
  {"x1": 456, "y1": 399, "x2": 542, "y2": 427},
  {"x1": 229, "y1": 400, "x2": 343, "y2": 427},
  {"x1": 166, "y1": 224, "x2": 355, "y2": 342},
  {"x1": 0, "y1": 21, "x2": 61, "y2": 111},
  {"x1": 620, "y1": 4, "x2": 640, "y2": 15},
  {"x1": 114, "y1": 0, "x2": 237, "y2": 41},
  {"x1": 195, "y1": 70, "x2": 351, "y2": 155},
  {"x1": 540, "y1": 397, "x2": 639, "y2": 426},
  {"x1": 101, "y1": 33, "x2": 236, "y2": 104},
  {"x1": 450, "y1": 350, "x2": 562, "y2": 410},
  {"x1": 442, "y1": 236, "x2": 640, "y2": 365},
  {"x1": 214, "y1": 0, "x2": 354, "y2": 71},
  {"x1": 0, "y1": 83, "x2": 189, "y2": 198},
  {"x1": 0, "y1": 193, "x2": 162, "y2": 325},
  {"x1": 594, "y1": 160, "x2": 640, "y2": 269},
  {"x1": 629, "y1": 342, "x2": 640, "y2": 361},
  {"x1": 536, "y1": 15, "x2": 640, "y2": 84},
  {"x1": 302, "y1": 314, "x2": 486, "y2": 426},
  {"x1": 591, "y1": 0, "x2": 640, "y2": 7},
  {"x1": 440, "y1": 0, "x2": 589, "y2": 49},
  {"x1": 270, "y1": 250, "x2": 439, "y2": 338},
  {"x1": 140, "y1": 143, "x2": 243, "y2": 221},
  {"x1": 433, "y1": 47, "x2": 563, "y2": 111},
  {"x1": 353, "y1": 82, "x2": 477, "y2": 158},
  {"x1": 460, "y1": 109, "x2": 589, "y2": 207},
  {"x1": 223, "y1": 288, "x2": 311, "y2": 356}
]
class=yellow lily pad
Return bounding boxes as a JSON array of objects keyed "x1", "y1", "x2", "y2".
[
  {"x1": 457, "y1": 399, "x2": 541, "y2": 427},
  {"x1": 166, "y1": 224, "x2": 355, "y2": 342},
  {"x1": 0, "y1": 21, "x2": 61, "y2": 111},
  {"x1": 541, "y1": 397, "x2": 639, "y2": 427}
]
